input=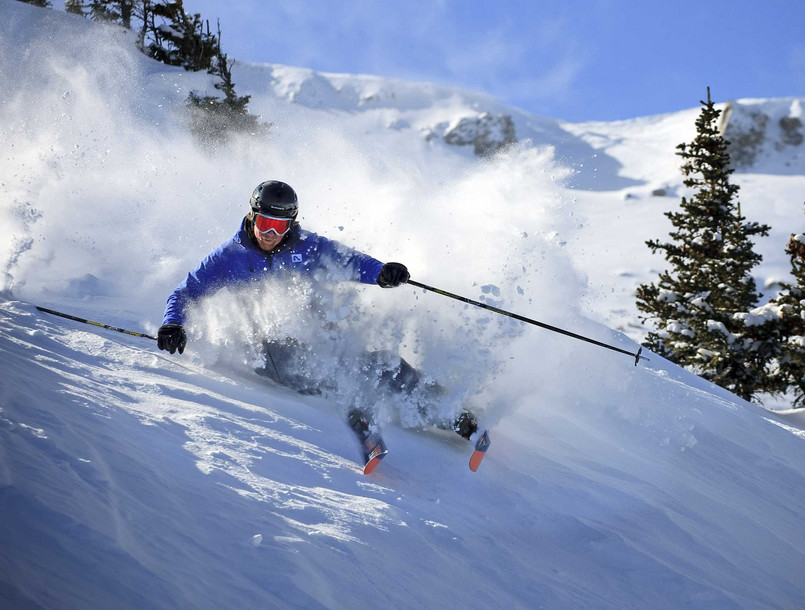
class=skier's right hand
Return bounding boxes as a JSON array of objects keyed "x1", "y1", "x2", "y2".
[{"x1": 157, "y1": 324, "x2": 187, "y2": 354}]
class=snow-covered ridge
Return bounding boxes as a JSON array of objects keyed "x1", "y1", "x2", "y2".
[
  {"x1": 236, "y1": 58, "x2": 805, "y2": 176},
  {"x1": 234, "y1": 60, "x2": 537, "y2": 159}
]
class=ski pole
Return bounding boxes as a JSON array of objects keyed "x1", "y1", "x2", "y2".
[
  {"x1": 407, "y1": 279, "x2": 648, "y2": 366},
  {"x1": 35, "y1": 306, "x2": 157, "y2": 341}
]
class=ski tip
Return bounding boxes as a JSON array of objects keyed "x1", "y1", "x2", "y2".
[
  {"x1": 468, "y1": 451, "x2": 485, "y2": 472},
  {"x1": 363, "y1": 452, "x2": 387, "y2": 475},
  {"x1": 362, "y1": 440, "x2": 388, "y2": 475},
  {"x1": 468, "y1": 430, "x2": 490, "y2": 472}
]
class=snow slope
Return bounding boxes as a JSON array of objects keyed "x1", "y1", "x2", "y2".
[
  {"x1": 2, "y1": 2, "x2": 805, "y2": 608},
  {"x1": 4, "y1": 297, "x2": 805, "y2": 609}
]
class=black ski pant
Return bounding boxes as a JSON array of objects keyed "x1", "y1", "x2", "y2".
[{"x1": 254, "y1": 338, "x2": 477, "y2": 438}]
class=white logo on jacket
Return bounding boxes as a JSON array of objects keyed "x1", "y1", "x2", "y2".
[{"x1": 291, "y1": 253, "x2": 303, "y2": 263}]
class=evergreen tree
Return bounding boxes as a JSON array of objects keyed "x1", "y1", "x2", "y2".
[
  {"x1": 64, "y1": 0, "x2": 85, "y2": 15},
  {"x1": 186, "y1": 21, "x2": 264, "y2": 145},
  {"x1": 61, "y1": 0, "x2": 263, "y2": 143},
  {"x1": 17, "y1": 0, "x2": 51, "y2": 7},
  {"x1": 143, "y1": 1, "x2": 218, "y2": 71},
  {"x1": 67, "y1": 1, "x2": 134, "y2": 26},
  {"x1": 737, "y1": 224, "x2": 805, "y2": 405},
  {"x1": 636, "y1": 88, "x2": 771, "y2": 400},
  {"x1": 767, "y1": 229, "x2": 805, "y2": 404},
  {"x1": 65, "y1": 1, "x2": 220, "y2": 74}
]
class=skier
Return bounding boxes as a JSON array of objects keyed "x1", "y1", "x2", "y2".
[{"x1": 157, "y1": 180, "x2": 478, "y2": 443}]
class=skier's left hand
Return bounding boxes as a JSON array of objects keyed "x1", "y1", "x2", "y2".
[{"x1": 377, "y1": 262, "x2": 410, "y2": 288}]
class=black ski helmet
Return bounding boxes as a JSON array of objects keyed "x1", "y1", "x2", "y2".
[{"x1": 249, "y1": 180, "x2": 298, "y2": 219}]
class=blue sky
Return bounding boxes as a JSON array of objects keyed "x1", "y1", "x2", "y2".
[{"x1": 184, "y1": 0, "x2": 805, "y2": 122}]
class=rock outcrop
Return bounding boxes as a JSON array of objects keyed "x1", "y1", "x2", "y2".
[
  {"x1": 719, "y1": 99, "x2": 804, "y2": 170},
  {"x1": 427, "y1": 112, "x2": 517, "y2": 157}
]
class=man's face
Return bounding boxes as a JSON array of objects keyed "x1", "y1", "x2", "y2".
[{"x1": 253, "y1": 224, "x2": 284, "y2": 251}]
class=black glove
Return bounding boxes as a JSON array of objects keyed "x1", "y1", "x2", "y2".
[
  {"x1": 157, "y1": 324, "x2": 187, "y2": 354},
  {"x1": 377, "y1": 262, "x2": 410, "y2": 288}
]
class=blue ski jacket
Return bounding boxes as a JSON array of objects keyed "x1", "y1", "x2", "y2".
[{"x1": 162, "y1": 218, "x2": 385, "y2": 326}]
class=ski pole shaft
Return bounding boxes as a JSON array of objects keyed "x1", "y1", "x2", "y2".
[
  {"x1": 406, "y1": 279, "x2": 647, "y2": 366},
  {"x1": 35, "y1": 306, "x2": 157, "y2": 341}
]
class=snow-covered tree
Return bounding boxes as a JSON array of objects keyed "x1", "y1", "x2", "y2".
[
  {"x1": 636, "y1": 88, "x2": 771, "y2": 401},
  {"x1": 17, "y1": 0, "x2": 51, "y2": 7},
  {"x1": 63, "y1": 1, "x2": 134, "y2": 26},
  {"x1": 743, "y1": 230, "x2": 805, "y2": 405},
  {"x1": 142, "y1": 1, "x2": 218, "y2": 71},
  {"x1": 58, "y1": 0, "x2": 262, "y2": 143},
  {"x1": 186, "y1": 23, "x2": 263, "y2": 145},
  {"x1": 64, "y1": 0, "x2": 85, "y2": 15},
  {"x1": 63, "y1": 2, "x2": 213, "y2": 68},
  {"x1": 776, "y1": 232, "x2": 805, "y2": 404},
  {"x1": 735, "y1": 226, "x2": 805, "y2": 406}
]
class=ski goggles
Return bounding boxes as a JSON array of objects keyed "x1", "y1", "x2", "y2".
[{"x1": 254, "y1": 213, "x2": 293, "y2": 236}]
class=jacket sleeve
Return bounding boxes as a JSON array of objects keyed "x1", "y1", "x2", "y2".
[
  {"x1": 162, "y1": 248, "x2": 232, "y2": 326},
  {"x1": 313, "y1": 234, "x2": 385, "y2": 284}
]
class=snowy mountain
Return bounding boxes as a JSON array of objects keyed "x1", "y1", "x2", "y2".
[{"x1": 2, "y1": 2, "x2": 805, "y2": 608}]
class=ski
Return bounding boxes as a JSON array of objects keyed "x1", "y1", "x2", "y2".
[
  {"x1": 468, "y1": 430, "x2": 491, "y2": 472},
  {"x1": 360, "y1": 431, "x2": 389, "y2": 475},
  {"x1": 347, "y1": 410, "x2": 388, "y2": 474}
]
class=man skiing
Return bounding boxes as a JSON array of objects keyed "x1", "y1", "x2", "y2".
[{"x1": 157, "y1": 180, "x2": 478, "y2": 452}]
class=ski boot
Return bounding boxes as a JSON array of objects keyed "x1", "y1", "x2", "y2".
[{"x1": 451, "y1": 409, "x2": 479, "y2": 441}]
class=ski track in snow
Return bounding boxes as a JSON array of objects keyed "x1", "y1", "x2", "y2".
[
  {"x1": 2, "y1": 301, "x2": 406, "y2": 546},
  {"x1": 5, "y1": 296, "x2": 805, "y2": 608}
]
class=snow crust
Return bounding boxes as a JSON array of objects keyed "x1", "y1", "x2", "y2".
[{"x1": 2, "y1": 2, "x2": 805, "y2": 608}]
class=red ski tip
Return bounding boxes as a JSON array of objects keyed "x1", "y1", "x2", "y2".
[
  {"x1": 469, "y1": 430, "x2": 491, "y2": 472},
  {"x1": 363, "y1": 455, "x2": 384, "y2": 475},
  {"x1": 362, "y1": 440, "x2": 388, "y2": 475},
  {"x1": 468, "y1": 451, "x2": 485, "y2": 472}
]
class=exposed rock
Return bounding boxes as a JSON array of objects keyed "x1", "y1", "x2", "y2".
[
  {"x1": 720, "y1": 102, "x2": 768, "y2": 168},
  {"x1": 443, "y1": 116, "x2": 480, "y2": 147},
  {"x1": 436, "y1": 112, "x2": 517, "y2": 157},
  {"x1": 387, "y1": 118, "x2": 410, "y2": 130},
  {"x1": 423, "y1": 121, "x2": 448, "y2": 142},
  {"x1": 719, "y1": 100, "x2": 804, "y2": 169},
  {"x1": 779, "y1": 116, "x2": 803, "y2": 147}
]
